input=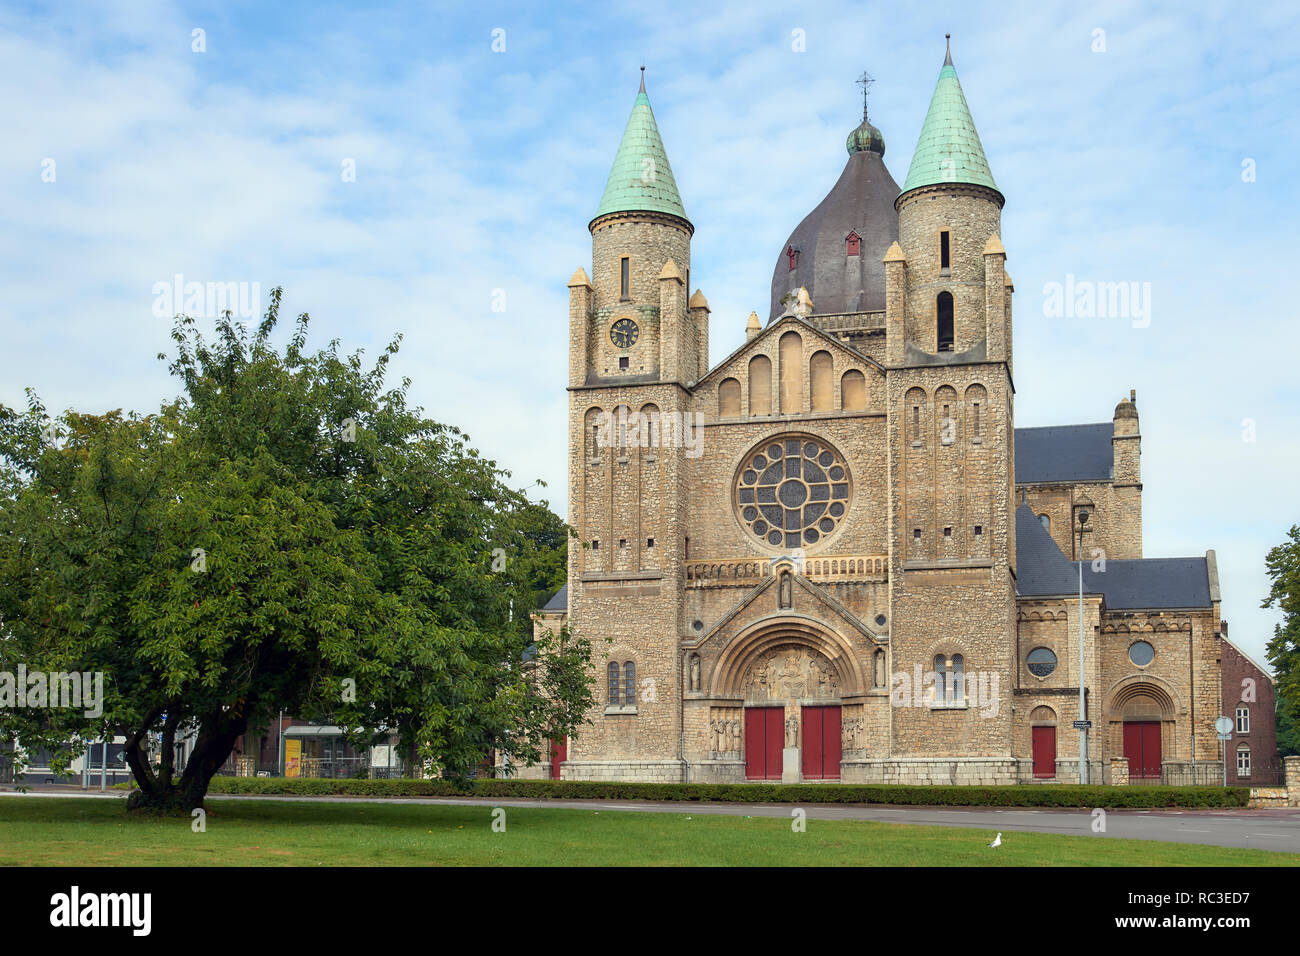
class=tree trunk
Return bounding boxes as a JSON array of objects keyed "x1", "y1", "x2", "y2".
[{"x1": 125, "y1": 706, "x2": 249, "y2": 813}]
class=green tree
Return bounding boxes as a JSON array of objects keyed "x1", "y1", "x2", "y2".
[
  {"x1": 1264, "y1": 524, "x2": 1300, "y2": 758},
  {"x1": 1276, "y1": 707, "x2": 1299, "y2": 758},
  {"x1": 0, "y1": 293, "x2": 591, "y2": 810}
]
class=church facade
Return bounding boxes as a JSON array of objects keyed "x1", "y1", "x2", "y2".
[{"x1": 523, "y1": 44, "x2": 1245, "y2": 786}]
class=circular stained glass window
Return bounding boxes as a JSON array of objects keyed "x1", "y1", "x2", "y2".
[
  {"x1": 735, "y1": 435, "x2": 851, "y2": 549},
  {"x1": 1026, "y1": 647, "x2": 1057, "y2": 678},
  {"x1": 1129, "y1": 641, "x2": 1155, "y2": 667}
]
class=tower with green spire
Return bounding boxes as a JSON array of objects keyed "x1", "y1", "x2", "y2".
[
  {"x1": 900, "y1": 37, "x2": 1000, "y2": 196},
  {"x1": 892, "y1": 34, "x2": 1007, "y2": 363},
  {"x1": 579, "y1": 67, "x2": 699, "y2": 391},
  {"x1": 592, "y1": 68, "x2": 689, "y2": 224},
  {"x1": 883, "y1": 37, "x2": 1017, "y2": 766},
  {"x1": 562, "y1": 70, "x2": 705, "y2": 782}
]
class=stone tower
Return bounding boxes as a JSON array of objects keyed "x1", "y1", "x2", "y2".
[
  {"x1": 883, "y1": 39, "x2": 1017, "y2": 762},
  {"x1": 564, "y1": 72, "x2": 701, "y2": 779}
]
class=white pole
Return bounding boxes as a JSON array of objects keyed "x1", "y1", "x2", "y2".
[
  {"x1": 100, "y1": 739, "x2": 107, "y2": 791},
  {"x1": 1079, "y1": 559, "x2": 1087, "y2": 784},
  {"x1": 1078, "y1": 513, "x2": 1089, "y2": 785}
]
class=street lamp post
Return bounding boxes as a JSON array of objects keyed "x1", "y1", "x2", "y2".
[{"x1": 1078, "y1": 509, "x2": 1090, "y2": 785}]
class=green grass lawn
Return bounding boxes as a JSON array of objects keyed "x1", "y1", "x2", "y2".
[{"x1": 0, "y1": 797, "x2": 1294, "y2": 866}]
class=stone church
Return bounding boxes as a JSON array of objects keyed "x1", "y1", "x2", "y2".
[{"x1": 517, "y1": 42, "x2": 1261, "y2": 786}]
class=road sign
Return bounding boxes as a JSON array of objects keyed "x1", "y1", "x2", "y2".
[
  {"x1": 1214, "y1": 716, "x2": 1233, "y2": 735},
  {"x1": 1072, "y1": 720, "x2": 1091, "y2": 729}
]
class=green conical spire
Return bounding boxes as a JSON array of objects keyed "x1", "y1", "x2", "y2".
[
  {"x1": 593, "y1": 70, "x2": 688, "y2": 222},
  {"x1": 901, "y1": 37, "x2": 998, "y2": 194}
]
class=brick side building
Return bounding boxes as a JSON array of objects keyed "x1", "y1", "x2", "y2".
[
  {"x1": 1219, "y1": 630, "x2": 1280, "y2": 783},
  {"x1": 507, "y1": 42, "x2": 1236, "y2": 785}
]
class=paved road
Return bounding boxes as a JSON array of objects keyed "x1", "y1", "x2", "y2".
[{"x1": 4, "y1": 788, "x2": 1298, "y2": 854}]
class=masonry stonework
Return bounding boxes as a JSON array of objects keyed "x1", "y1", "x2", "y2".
[{"x1": 504, "y1": 49, "x2": 1242, "y2": 788}]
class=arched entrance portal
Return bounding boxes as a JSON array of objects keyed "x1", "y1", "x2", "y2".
[
  {"x1": 711, "y1": 622, "x2": 867, "y2": 782},
  {"x1": 1109, "y1": 680, "x2": 1176, "y2": 781}
]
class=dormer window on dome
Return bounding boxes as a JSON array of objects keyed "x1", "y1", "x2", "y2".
[
  {"x1": 786, "y1": 246, "x2": 799, "y2": 271},
  {"x1": 845, "y1": 231, "x2": 861, "y2": 256}
]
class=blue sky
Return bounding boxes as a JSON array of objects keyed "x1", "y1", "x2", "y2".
[{"x1": 2, "y1": 0, "x2": 1297, "y2": 668}]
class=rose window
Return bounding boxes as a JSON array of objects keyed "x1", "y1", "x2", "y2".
[{"x1": 735, "y1": 435, "x2": 851, "y2": 549}]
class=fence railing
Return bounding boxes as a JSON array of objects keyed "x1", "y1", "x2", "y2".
[{"x1": 1124, "y1": 763, "x2": 1284, "y2": 787}]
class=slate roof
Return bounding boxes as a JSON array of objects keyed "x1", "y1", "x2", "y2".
[
  {"x1": 1014, "y1": 423, "x2": 1113, "y2": 484},
  {"x1": 542, "y1": 584, "x2": 567, "y2": 612},
  {"x1": 1015, "y1": 504, "x2": 1210, "y2": 610},
  {"x1": 769, "y1": 145, "x2": 901, "y2": 320}
]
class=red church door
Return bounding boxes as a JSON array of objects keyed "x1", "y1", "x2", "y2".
[
  {"x1": 801, "y1": 705, "x2": 842, "y2": 779},
  {"x1": 1031, "y1": 726, "x2": 1056, "y2": 778},
  {"x1": 745, "y1": 707, "x2": 784, "y2": 780},
  {"x1": 549, "y1": 737, "x2": 566, "y2": 780},
  {"x1": 1123, "y1": 721, "x2": 1162, "y2": 779}
]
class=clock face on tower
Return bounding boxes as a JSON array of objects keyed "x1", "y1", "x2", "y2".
[{"x1": 609, "y1": 318, "x2": 639, "y2": 349}]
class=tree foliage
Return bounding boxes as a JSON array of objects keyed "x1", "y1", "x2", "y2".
[
  {"x1": 0, "y1": 292, "x2": 589, "y2": 809},
  {"x1": 1264, "y1": 524, "x2": 1300, "y2": 757}
]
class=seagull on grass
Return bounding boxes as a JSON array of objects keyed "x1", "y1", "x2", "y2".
[{"x1": 987, "y1": 832, "x2": 1002, "y2": 848}]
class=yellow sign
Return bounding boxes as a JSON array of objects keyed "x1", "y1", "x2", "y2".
[{"x1": 285, "y1": 738, "x2": 301, "y2": 778}]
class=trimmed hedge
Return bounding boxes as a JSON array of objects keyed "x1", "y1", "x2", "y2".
[{"x1": 206, "y1": 776, "x2": 1251, "y2": 808}]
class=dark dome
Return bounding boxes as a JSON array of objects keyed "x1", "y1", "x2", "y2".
[{"x1": 770, "y1": 121, "x2": 900, "y2": 320}]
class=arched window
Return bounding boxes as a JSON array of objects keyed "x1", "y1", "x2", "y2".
[
  {"x1": 1236, "y1": 704, "x2": 1250, "y2": 734},
  {"x1": 779, "y1": 331, "x2": 803, "y2": 413},
  {"x1": 1038, "y1": 513, "x2": 1051, "y2": 532},
  {"x1": 639, "y1": 403, "x2": 660, "y2": 451},
  {"x1": 965, "y1": 384, "x2": 986, "y2": 442},
  {"x1": 933, "y1": 653, "x2": 965, "y2": 706},
  {"x1": 622, "y1": 661, "x2": 636, "y2": 707},
  {"x1": 841, "y1": 369, "x2": 867, "y2": 411},
  {"x1": 810, "y1": 350, "x2": 833, "y2": 412},
  {"x1": 936, "y1": 291, "x2": 954, "y2": 352},
  {"x1": 1236, "y1": 744, "x2": 1251, "y2": 779},
  {"x1": 718, "y1": 378, "x2": 741, "y2": 417},
  {"x1": 612, "y1": 404, "x2": 632, "y2": 451},
  {"x1": 585, "y1": 406, "x2": 605, "y2": 461},
  {"x1": 935, "y1": 386, "x2": 957, "y2": 445},
  {"x1": 607, "y1": 661, "x2": 620, "y2": 705},
  {"x1": 749, "y1": 354, "x2": 773, "y2": 415}
]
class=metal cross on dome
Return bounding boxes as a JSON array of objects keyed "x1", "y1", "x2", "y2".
[{"x1": 856, "y1": 70, "x2": 875, "y2": 121}]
